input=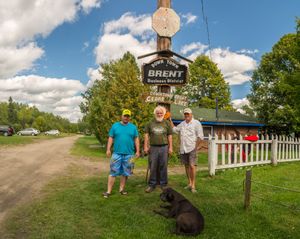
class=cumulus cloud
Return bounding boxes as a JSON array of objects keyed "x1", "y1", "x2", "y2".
[
  {"x1": 0, "y1": 43, "x2": 44, "y2": 78},
  {"x1": 94, "y1": 12, "x2": 156, "y2": 65},
  {"x1": 86, "y1": 67, "x2": 103, "y2": 88},
  {"x1": 0, "y1": 0, "x2": 103, "y2": 78},
  {"x1": 181, "y1": 13, "x2": 198, "y2": 25},
  {"x1": 0, "y1": 75, "x2": 85, "y2": 122},
  {"x1": 231, "y1": 98, "x2": 250, "y2": 114},
  {"x1": 181, "y1": 42, "x2": 257, "y2": 85}
]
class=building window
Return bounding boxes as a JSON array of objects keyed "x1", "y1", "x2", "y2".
[{"x1": 203, "y1": 126, "x2": 213, "y2": 140}]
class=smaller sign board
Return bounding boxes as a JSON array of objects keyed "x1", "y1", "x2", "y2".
[
  {"x1": 142, "y1": 58, "x2": 187, "y2": 85},
  {"x1": 144, "y1": 92, "x2": 188, "y2": 107},
  {"x1": 152, "y1": 7, "x2": 180, "y2": 37}
]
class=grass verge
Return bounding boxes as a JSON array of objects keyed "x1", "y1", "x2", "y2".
[
  {"x1": 0, "y1": 134, "x2": 72, "y2": 146},
  {"x1": 2, "y1": 162, "x2": 300, "y2": 239}
]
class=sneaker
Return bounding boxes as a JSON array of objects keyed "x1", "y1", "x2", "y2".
[
  {"x1": 191, "y1": 188, "x2": 197, "y2": 193},
  {"x1": 160, "y1": 185, "x2": 168, "y2": 191},
  {"x1": 145, "y1": 186, "x2": 155, "y2": 193},
  {"x1": 119, "y1": 190, "x2": 128, "y2": 195},
  {"x1": 102, "y1": 192, "x2": 111, "y2": 198},
  {"x1": 184, "y1": 185, "x2": 192, "y2": 190}
]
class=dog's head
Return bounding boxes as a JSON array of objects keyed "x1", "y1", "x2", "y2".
[{"x1": 160, "y1": 187, "x2": 175, "y2": 202}]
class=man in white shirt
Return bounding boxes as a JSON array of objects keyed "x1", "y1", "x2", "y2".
[{"x1": 171, "y1": 108, "x2": 204, "y2": 193}]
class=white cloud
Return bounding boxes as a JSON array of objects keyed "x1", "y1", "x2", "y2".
[
  {"x1": 0, "y1": 75, "x2": 85, "y2": 122},
  {"x1": 209, "y1": 48, "x2": 257, "y2": 85},
  {"x1": 86, "y1": 67, "x2": 103, "y2": 88},
  {"x1": 181, "y1": 13, "x2": 198, "y2": 25},
  {"x1": 80, "y1": 0, "x2": 103, "y2": 14},
  {"x1": 94, "y1": 12, "x2": 155, "y2": 65},
  {"x1": 237, "y1": 49, "x2": 259, "y2": 55},
  {"x1": 0, "y1": 0, "x2": 103, "y2": 78},
  {"x1": 0, "y1": 43, "x2": 44, "y2": 78},
  {"x1": 182, "y1": 42, "x2": 258, "y2": 85},
  {"x1": 231, "y1": 98, "x2": 250, "y2": 114},
  {"x1": 180, "y1": 42, "x2": 208, "y2": 57}
]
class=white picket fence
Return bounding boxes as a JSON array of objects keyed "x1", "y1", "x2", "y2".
[{"x1": 208, "y1": 134, "x2": 300, "y2": 176}]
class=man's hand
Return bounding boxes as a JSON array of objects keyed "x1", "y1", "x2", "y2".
[
  {"x1": 168, "y1": 147, "x2": 173, "y2": 155},
  {"x1": 106, "y1": 149, "x2": 111, "y2": 158},
  {"x1": 144, "y1": 146, "x2": 149, "y2": 155},
  {"x1": 135, "y1": 151, "x2": 140, "y2": 158}
]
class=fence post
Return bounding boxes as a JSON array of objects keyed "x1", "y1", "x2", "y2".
[
  {"x1": 271, "y1": 137, "x2": 278, "y2": 166},
  {"x1": 208, "y1": 137, "x2": 216, "y2": 176},
  {"x1": 244, "y1": 169, "x2": 252, "y2": 210}
]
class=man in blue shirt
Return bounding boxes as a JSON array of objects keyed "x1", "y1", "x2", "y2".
[{"x1": 103, "y1": 109, "x2": 140, "y2": 198}]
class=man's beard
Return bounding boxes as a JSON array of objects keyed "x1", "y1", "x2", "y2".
[{"x1": 155, "y1": 116, "x2": 164, "y2": 122}]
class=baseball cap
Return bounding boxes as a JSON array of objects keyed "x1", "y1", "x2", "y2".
[
  {"x1": 183, "y1": 108, "x2": 192, "y2": 114},
  {"x1": 122, "y1": 109, "x2": 131, "y2": 116}
]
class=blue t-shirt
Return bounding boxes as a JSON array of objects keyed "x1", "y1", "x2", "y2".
[{"x1": 109, "y1": 122, "x2": 139, "y2": 155}]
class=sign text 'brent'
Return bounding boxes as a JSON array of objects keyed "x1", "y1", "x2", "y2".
[{"x1": 143, "y1": 58, "x2": 187, "y2": 85}]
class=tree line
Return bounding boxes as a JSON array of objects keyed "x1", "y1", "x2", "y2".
[{"x1": 0, "y1": 97, "x2": 79, "y2": 133}]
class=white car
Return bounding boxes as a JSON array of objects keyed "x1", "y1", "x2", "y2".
[
  {"x1": 45, "y1": 130, "x2": 60, "y2": 136},
  {"x1": 17, "y1": 128, "x2": 40, "y2": 136}
]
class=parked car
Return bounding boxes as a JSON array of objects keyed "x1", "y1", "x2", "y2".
[
  {"x1": 44, "y1": 129, "x2": 60, "y2": 136},
  {"x1": 17, "y1": 128, "x2": 40, "y2": 136},
  {"x1": 0, "y1": 125, "x2": 14, "y2": 136}
]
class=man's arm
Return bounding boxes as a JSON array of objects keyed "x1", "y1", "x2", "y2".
[
  {"x1": 144, "y1": 133, "x2": 150, "y2": 154},
  {"x1": 106, "y1": 136, "x2": 113, "y2": 157},
  {"x1": 135, "y1": 137, "x2": 140, "y2": 158}
]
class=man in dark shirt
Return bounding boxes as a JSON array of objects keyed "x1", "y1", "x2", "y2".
[{"x1": 144, "y1": 106, "x2": 172, "y2": 193}]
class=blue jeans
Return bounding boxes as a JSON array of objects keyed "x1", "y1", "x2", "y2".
[{"x1": 148, "y1": 145, "x2": 168, "y2": 187}]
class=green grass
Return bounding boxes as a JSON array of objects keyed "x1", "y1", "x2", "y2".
[
  {"x1": 70, "y1": 136, "x2": 107, "y2": 159},
  {"x1": 3, "y1": 162, "x2": 300, "y2": 239},
  {"x1": 0, "y1": 134, "x2": 71, "y2": 146}
]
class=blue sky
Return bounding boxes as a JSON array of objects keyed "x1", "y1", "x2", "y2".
[{"x1": 0, "y1": 0, "x2": 299, "y2": 121}]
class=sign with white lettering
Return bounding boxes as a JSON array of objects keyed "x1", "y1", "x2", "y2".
[
  {"x1": 142, "y1": 58, "x2": 187, "y2": 85},
  {"x1": 144, "y1": 92, "x2": 188, "y2": 106}
]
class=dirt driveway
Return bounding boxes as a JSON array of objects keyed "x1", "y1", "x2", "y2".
[{"x1": 0, "y1": 136, "x2": 88, "y2": 226}]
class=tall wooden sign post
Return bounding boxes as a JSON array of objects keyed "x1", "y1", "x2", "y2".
[
  {"x1": 139, "y1": 0, "x2": 191, "y2": 111},
  {"x1": 156, "y1": 0, "x2": 175, "y2": 111}
]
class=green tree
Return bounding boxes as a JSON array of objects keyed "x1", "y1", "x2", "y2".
[
  {"x1": 18, "y1": 107, "x2": 33, "y2": 129},
  {"x1": 7, "y1": 97, "x2": 18, "y2": 124},
  {"x1": 33, "y1": 116, "x2": 47, "y2": 132},
  {"x1": 177, "y1": 55, "x2": 233, "y2": 110},
  {"x1": 0, "y1": 102, "x2": 8, "y2": 124},
  {"x1": 247, "y1": 19, "x2": 300, "y2": 135},
  {"x1": 81, "y1": 52, "x2": 154, "y2": 144}
]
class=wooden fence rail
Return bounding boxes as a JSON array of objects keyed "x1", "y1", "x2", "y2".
[{"x1": 208, "y1": 134, "x2": 300, "y2": 176}]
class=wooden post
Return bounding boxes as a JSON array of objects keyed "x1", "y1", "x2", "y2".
[
  {"x1": 208, "y1": 139, "x2": 216, "y2": 176},
  {"x1": 157, "y1": 0, "x2": 171, "y2": 111},
  {"x1": 271, "y1": 137, "x2": 278, "y2": 166},
  {"x1": 244, "y1": 169, "x2": 252, "y2": 210}
]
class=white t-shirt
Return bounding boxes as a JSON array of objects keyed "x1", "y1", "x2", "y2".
[{"x1": 173, "y1": 118, "x2": 204, "y2": 154}]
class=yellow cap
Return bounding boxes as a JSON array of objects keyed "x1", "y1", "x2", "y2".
[{"x1": 122, "y1": 109, "x2": 131, "y2": 116}]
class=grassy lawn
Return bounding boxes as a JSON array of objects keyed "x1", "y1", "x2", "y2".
[
  {"x1": 0, "y1": 134, "x2": 72, "y2": 146},
  {"x1": 3, "y1": 162, "x2": 300, "y2": 239},
  {"x1": 70, "y1": 136, "x2": 209, "y2": 168}
]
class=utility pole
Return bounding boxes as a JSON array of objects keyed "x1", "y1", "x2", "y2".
[{"x1": 157, "y1": 0, "x2": 172, "y2": 111}]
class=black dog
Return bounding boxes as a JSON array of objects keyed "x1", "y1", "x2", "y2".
[{"x1": 154, "y1": 187, "x2": 204, "y2": 236}]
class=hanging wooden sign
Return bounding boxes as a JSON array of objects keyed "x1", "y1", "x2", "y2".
[
  {"x1": 142, "y1": 58, "x2": 187, "y2": 85},
  {"x1": 144, "y1": 92, "x2": 188, "y2": 106}
]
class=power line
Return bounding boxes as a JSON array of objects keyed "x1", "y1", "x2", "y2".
[{"x1": 200, "y1": 0, "x2": 212, "y2": 60}]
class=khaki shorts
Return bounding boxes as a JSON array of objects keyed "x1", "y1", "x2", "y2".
[{"x1": 180, "y1": 149, "x2": 197, "y2": 166}]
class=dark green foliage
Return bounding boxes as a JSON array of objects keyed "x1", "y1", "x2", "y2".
[
  {"x1": 248, "y1": 20, "x2": 300, "y2": 135},
  {"x1": 80, "y1": 52, "x2": 154, "y2": 145},
  {"x1": 177, "y1": 55, "x2": 233, "y2": 111}
]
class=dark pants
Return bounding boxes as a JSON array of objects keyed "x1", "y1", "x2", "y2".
[{"x1": 148, "y1": 145, "x2": 168, "y2": 187}]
